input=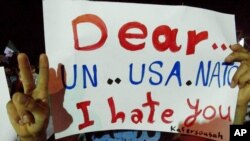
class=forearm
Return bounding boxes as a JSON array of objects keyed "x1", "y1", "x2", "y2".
[{"x1": 233, "y1": 105, "x2": 247, "y2": 125}]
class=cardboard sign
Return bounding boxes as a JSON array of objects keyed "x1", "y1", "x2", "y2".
[
  {"x1": 0, "y1": 67, "x2": 16, "y2": 141},
  {"x1": 43, "y1": 1, "x2": 238, "y2": 140}
]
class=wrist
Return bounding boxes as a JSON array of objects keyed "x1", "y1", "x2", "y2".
[{"x1": 234, "y1": 105, "x2": 247, "y2": 125}]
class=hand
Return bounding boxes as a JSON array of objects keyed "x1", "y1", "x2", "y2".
[
  {"x1": 224, "y1": 44, "x2": 250, "y2": 124},
  {"x1": 49, "y1": 64, "x2": 73, "y2": 133},
  {"x1": 6, "y1": 53, "x2": 49, "y2": 141},
  {"x1": 49, "y1": 63, "x2": 65, "y2": 95}
]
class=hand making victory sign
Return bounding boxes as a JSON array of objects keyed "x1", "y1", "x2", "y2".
[{"x1": 6, "y1": 53, "x2": 49, "y2": 141}]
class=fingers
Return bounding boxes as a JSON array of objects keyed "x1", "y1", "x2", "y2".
[
  {"x1": 240, "y1": 70, "x2": 250, "y2": 88},
  {"x1": 237, "y1": 85, "x2": 250, "y2": 107},
  {"x1": 6, "y1": 98, "x2": 35, "y2": 134},
  {"x1": 18, "y1": 53, "x2": 35, "y2": 94},
  {"x1": 6, "y1": 101, "x2": 20, "y2": 129},
  {"x1": 224, "y1": 44, "x2": 250, "y2": 63},
  {"x1": 225, "y1": 44, "x2": 250, "y2": 88},
  {"x1": 36, "y1": 54, "x2": 49, "y2": 98},
  {"x1": 49, "y1": 68, "x2": 57, "y2": 94},
  {"x1": 231, "y1": 61, "x2": 250, "y2": 88},
  {"x1": 225, "y1": 52, "x2": 250, "y2": 63},
  {"x1": 229, "y1": 44, "x2": 248, "y2": 52},
  {"x1": 11, "y1": 92, "x2": 49, "y2": 125},
  {"x1": 49, "y1": 63, "x2": 65, "y2": 95}
]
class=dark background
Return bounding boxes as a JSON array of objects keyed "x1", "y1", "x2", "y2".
[{"x1": 0, "y1": 0, "x2": 250, "y2": 66}]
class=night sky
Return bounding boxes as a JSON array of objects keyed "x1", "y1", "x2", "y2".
[
  {"x1": 0, "y1": 0, "x2": 44, "y2": 66},
  {"x1": 0, "y1": 0, "x2": 250, "y2": 66}
]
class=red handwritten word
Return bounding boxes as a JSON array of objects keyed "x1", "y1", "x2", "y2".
[
  {"x1": 184, "y1": 98, "x2": 231, "y2": 127},
  {"x1": 108, "y1": 92, "x2": 173, "y2": 124},
  {"x1": 72, "y1": 14, "x2": 208, "y2": 55}
]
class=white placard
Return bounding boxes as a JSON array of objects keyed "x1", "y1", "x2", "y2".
[{"x1": 43, "y1": 1, "x2": 237, "y2": 141}]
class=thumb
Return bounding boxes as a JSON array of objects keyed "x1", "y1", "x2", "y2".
[{"x1": 12, "y1": 92, "x2": 49, "y2": 123}]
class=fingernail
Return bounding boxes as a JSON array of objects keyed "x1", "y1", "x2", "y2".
[
  {"x1": 22, "y1": 115, "x2": 30, "y2": 123},
  {"x1": 224, "y1": 57, "x2": 228, "y2": 62},
  {"x1": 224, "y1": 56, "x2": 231, "y2": 62},
  {"x1": 231, "y1": 44, "x2": 237, "y2": 49},
  {"x1": 18, "y1": 119, "x2": 24, "y2": 125},
  {"x1": 230, "y1": 81, "x2": 236, "y2": 88},
  {"x1": 20, "y1": 95, "x2": 28, "y2": 104}
]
